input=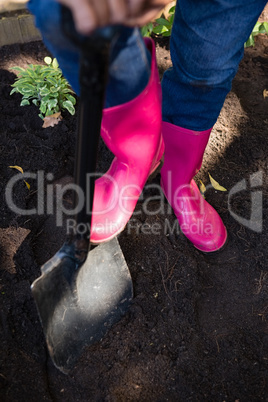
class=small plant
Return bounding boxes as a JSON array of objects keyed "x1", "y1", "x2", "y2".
[
  {"x1": 153, "y1": 5, "x2": 175, "y2": 37},
  {"x1": 141, "y1": 5, "x2": 175, "y2": 38},
  {"x1": 141, "y1": 22, "x2": 153, "y2": 38},
  {"x1": 245, "y1": 21, "x2": 268, "y2": 47},
  {"x1": 10, "y1": 57, "x2": 76, "y2": 121},
  {"x1": 143, "y1": 7, "x2": 268, "y2": 48}
]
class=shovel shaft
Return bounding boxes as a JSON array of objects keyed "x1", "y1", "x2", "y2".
[
  {"x1": 61, "y1": 6, "x2": 115, "y2": 245},
  {"x1": 75, "y1": 42, "x2": 110, "y2": 234}
]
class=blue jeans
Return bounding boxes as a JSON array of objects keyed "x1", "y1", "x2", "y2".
[
  {"x1": 162, "y1": 0, "x2": 267, "y2": 130},
  {"x1": 28, "y1": 0, "x2": 266, "y2": 129},
  {"x1": 27, "y1": 0, "x2": 151, "y2": 107}
]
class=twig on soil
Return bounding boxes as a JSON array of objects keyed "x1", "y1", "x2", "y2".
[
  {"x1": 254, "y1": 271, "x2": 268, "y2": 294},
  {"x1": 23, "y1": 124, "x2": 29, "y2": 133},
  {"x1": 215, "y1": 336, "x2": 220, "y2": 353},
  {"x1": 256, "y1": 304, "x2": 268, "y2": 321},
  {"x1": 236, "y1": 226, "x2": 251, "y2": 248},
  {"x1": 31, "y1": 144, "x2": 53, "y2": 150},
  {"x1": 213, "y1": 330, "x2": 229, "y2": 353},
  {"x1": 159, "y1": 248, "x2": 181, "y2": 301},
  {"x1": 159, "y1": 262, "x2": 172, "y2": 301},
  {"x1": 34, "y1": 228, "x2": 44, "y2": 239}
]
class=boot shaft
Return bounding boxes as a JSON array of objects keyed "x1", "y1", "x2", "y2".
[
  {"x1": 101, "y1": 38, "x2": 163, "y2": 171},
  {"x1": 161, "y1": 122, "x2": 212, "y2": 185}
]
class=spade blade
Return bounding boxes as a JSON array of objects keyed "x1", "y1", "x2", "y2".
[{"x1": 31, "y1": 237, "x2": 133, "y2": 373}]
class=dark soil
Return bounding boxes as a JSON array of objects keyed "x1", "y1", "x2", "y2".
[{"x1": 0, "y1": 31, "x2": 268, "y2": 402}]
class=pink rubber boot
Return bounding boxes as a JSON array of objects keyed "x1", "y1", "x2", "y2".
[
  {"x1": 90, "y1": 38, "x2": 164, "y2": 244},
  {"x1": 161, "y1": 122, "x2": 227, "y2": 252}
]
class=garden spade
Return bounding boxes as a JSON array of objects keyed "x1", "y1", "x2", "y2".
[{"x1": 31, "y1": 11, "x2": 133, "y2": 374}]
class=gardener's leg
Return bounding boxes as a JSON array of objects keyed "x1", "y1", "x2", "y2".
[
  {"x1": 162, "y1": 0, "x2": 267, "y2": 130},
  {"x1": 161, "y1": 0, "x2": 267, "y2": 252},
  {"x1": 28, "y1": 0, "x2": 163, "y2": 244},
  {"x1": 27, "y1": 0, "x2": 151, "y2": 106}
]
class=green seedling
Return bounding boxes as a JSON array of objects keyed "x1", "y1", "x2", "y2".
[
  {"x1": 152, "y1": 6, "x2": 175, "y2": 37},
  {"x1": 141, "y1": 5, "x2": 175, "y2": 37},
  {"x1": 245, "y1": 21, "x2": 268, "y2": 47},
  {"x1": 10, "y1": 57, "x2": 76, "y2": 120},
  {"x1": 141, "y1": 22, "x2": 153, "y2": 37}
]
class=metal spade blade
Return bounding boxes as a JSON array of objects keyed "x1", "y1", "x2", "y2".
[{"x1": 31, "y1": 237, "x2": 132, "y2": 373}]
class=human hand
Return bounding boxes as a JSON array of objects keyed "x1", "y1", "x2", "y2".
[{"x1": 57, "y1": 0, "x2": 172, "y2": 35}]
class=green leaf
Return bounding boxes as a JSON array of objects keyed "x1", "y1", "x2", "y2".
[
  {"x1": 40, "y1": 86, "x2": 51, "y2": 97},
  {"x1": 44, "y1": 56, "x2": 52, "y2": 65},
  {"x1": 35, "y1": 65, "x2": 42, "y2": 73},
  {"x1": 153, "y1": 24, "x2": 169, "y2": 35},
  {"x1": 11, "y1": 66, "x2": 25, "y2": 73},
  {"x1": 52, "y1": 58, "x2": 59, "y2": 69},
  {"x1": 19, "y1": 87, "x2": 35, "y2": 95},
  {"x1": 141, "y1": 22, "x2": 153, "y2": 37},
  {"x1": 60, "y1": 87, "x2": 74, "y2": 94},
  {"x1": 258, "y1": 24, "x2": 267, "y2": 34},
  {"x1": 20, "y1": 99, "x2": 30, "y2": 106},
  {"x1": 47, "y1": 98, "x2": 58, "y2": 111},
  {"x1": 58, "y1": 77, "x2": 66, "y2": 86},
  {"x1": 35, "y1": 79, "x2": 45, "y2": 85},
  {"x1": 65, "y1": 94, "x2": 76, "y2": 105},
  {"x1": 22, "y1": 83, "x2": 36, "y2": 90},
  {"x1": 162, "y1": 30, "x2": 172, "y2": 37},
  {"x1": 13, "y1": 77, "x2": 33, "y2": 86},
  {"x1": 245, "y1": 20, "x2": 268, "y2": 47},
  {"x1": 43, "y1": 96, "x2": 51, "y2": 104},
  {"x1": 10, "y1": 87, "x2": 18, "y2": 95},
  {"x1": 244, "y1": 35, "x2": 255, "y2": 48},
  {"x1": 62, "y1": 100, "x2": 75, "y2": 115},
  {"x1": 252, "y1": 21, "x2": 262, "y2": 34},
  {"x1": 155, "y1": 17, "x2": 171, "y2": 28},
  {"x1": 40, "y1": 66, "x2": 55, "y2": 75},
  {"x1": 25, "y1": 67, "x2": 38, "y2": 79},
  {"x1": 46, "y1": 76, "x2": 58, "y2": 86},
  {"x1": 262, "y1": 21, "x2": 268, "y2": 32},
  {"x1": 50, "y1": 86, "x2": 59, "y2": 93},
  {"x1": 40, "y1": 102, "x2": 47, "y2": 114}
]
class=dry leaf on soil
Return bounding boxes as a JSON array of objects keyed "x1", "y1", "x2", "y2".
[
  {"x1": 208, "y1": 173, "x2": 227, "y2": 192},
  {"x1": 199, "y1": 179, "x2": 207, "y2": 197},
  {"x1": 9, "y1": 165, "x2": 24, "y2": 174},
  {"x1": 9, "y1": 165, "x2": 30, "y2": 190},
  {"x1": 42, "y1": 112, "x2": 63, "y2": 128}
]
